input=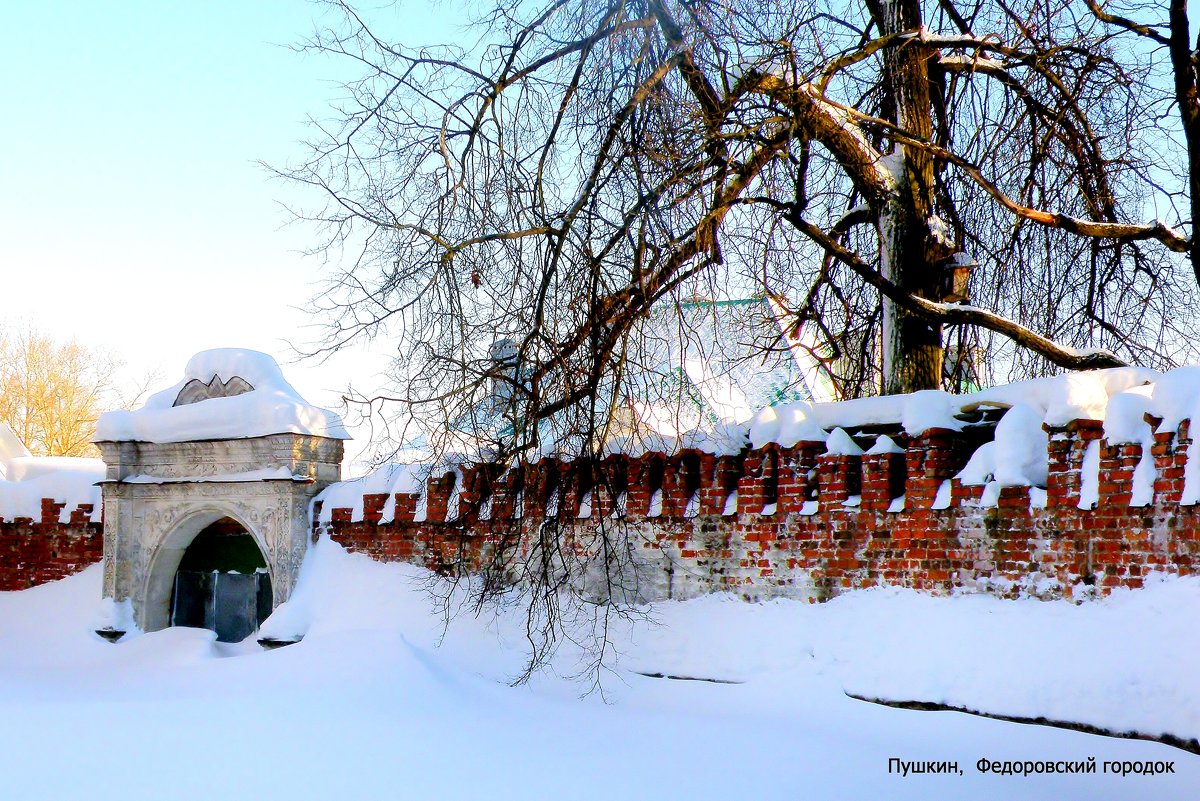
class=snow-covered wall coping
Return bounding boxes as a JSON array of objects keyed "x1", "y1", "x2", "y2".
[
  {"x1": 317, "y1": 366, "x2": 1189, "y2": 524},
  {"x1": 0, "y1": 456, "x2": 104, "y2": 523},
  {"x1": 592, "y1": 367, "x2": 1160, "y2": 459},
  {"x1": 95, "y1": 349, "x2": 349, "y2": 444}
]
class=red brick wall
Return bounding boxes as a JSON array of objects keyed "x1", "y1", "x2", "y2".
[
  {"x1": 317, "y1": 419, "x2": 1200, "y2": 601},
  {"x1": 8, "y1": 417, "x2": 1200, "y2": 602},
  {"x1": 0, "y1": 500, "x2": 102, "y2": 591}
]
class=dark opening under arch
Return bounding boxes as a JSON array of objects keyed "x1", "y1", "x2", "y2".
[{"x1": 170, "y1": 517, "x2": 272, "y2": 642}]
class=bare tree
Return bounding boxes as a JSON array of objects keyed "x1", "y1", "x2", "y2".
[
  {"x1": 279, "y1": 0, "x2": 1198, "y2": 675},
  {"x1": 284, "y1": 0, "x2": 1192, "y2": 413},
  {"x1": 1083, "y1": 0, "x2": 1199, "y2": 276}
]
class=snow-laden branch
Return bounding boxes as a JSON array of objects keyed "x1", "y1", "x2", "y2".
[
  {"x1": 790, "y1": 216, "x2": 1129, "y2": 370},
  {"x1": 813, "y1": 98, "x2": 1191, "y2": 254},
  {"x1": 938, "y1": 53, "x2": 1008, "y2": 71},
  {"x1": 737, "y1": 71, "x2": 894, "y2": 203}
]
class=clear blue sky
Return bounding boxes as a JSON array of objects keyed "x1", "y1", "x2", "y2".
[{"x1": 0, "y1": 1, "x2": 456, "y2": 465}]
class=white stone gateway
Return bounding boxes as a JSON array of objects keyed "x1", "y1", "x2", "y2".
[{"x1": 93, "y1": 349, "x2": 348, "y2": 642}]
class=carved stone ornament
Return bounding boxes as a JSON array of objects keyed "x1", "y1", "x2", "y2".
[{"x1": 173, "y1": 375, "x2": 255, "y2": 406}]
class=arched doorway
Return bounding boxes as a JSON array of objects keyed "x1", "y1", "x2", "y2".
[{"x1": 169, "y1": 517, "x2": 273, "y2": 642}]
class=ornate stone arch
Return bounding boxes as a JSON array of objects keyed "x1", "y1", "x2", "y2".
[
  {"x1": 139, "y1": 504, "x2": 273, "y2": 633},
  {"x1": 98, "y1": 434, "x2": 343, "y2": 636}
]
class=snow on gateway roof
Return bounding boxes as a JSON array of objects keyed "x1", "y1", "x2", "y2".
[{"x1": 95, "y1": 349, "x2": 350, "y2": 444}]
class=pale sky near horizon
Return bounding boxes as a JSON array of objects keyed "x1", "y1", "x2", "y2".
[{"x1": 1, "y1": 1, "x2": 460, "y2": 469}]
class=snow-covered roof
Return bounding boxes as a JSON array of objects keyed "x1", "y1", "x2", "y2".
[{"x1": 95, "y1": 349, "x2": 350, "y2": 444}]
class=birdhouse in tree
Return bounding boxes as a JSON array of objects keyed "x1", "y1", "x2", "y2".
[{"x1": 941, "y1": 252, "x2": 977, "y2": 303}]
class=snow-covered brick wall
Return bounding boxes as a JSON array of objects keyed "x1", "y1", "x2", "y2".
[
  {"x1": 0, "y1": 457, "x2": 103, "y2": 525},
  {"x1": 312, "y1": 402, "x2": 1200, "y2": 603},
  {"x1": 15, "y1": 366, "x2": 1200, "y2": 604},
  {"x1": 0, "y1": 456, "x2": 104, "y2": 590}
]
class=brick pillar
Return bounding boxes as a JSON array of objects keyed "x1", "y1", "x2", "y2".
[
  {"x1": 362, "y1": 493, "x2": 388, "y2": 525},
  {"x1": 528, "y1": 460, "x2": 562, "y2": 518},
  {"x1": 1044, "y1": 424, "x2": 1072, "y2": 509},
  {"x1": 1065, "y1": 420, "x2": 1105, "y2": 508},
  {"x1": 775, "y1": 446, "x2": 805, "y2": 514},
  {"x1": 817, "y1": 453, "x2": 861, "y2": 506},
  {"x1": 491, "y1": 467, "x2": 524, "y2": 520},
  {"x1": 861, "y1": 451, "x2": 904, "y2": 512},
  {"x1": 662, "y1": 451, "x2": 699, "y2": 517},
  {"x1": 424, "y1": 472, "x2": 455, "y2": 523},
  {"x1": 1148, "y1": 416, "x2": 1182, "y2": 505},
  {"x1": 392, "y1": 492, "x2": 420, "y2": 523},
  {"x1": 625, "y1": 454, "x2": 662, "y2": 518},
  {"x1": 794, "y1": 441, "x2": 824, "y2": 507},
  {"x1": 558, "y1": 460, "x2": 584, "y2": 519},
  {"x1": 1174, "y1": 420, "x2": 1193, "y2": 503},
  {"x1": 1098, "y1": 441, "x2": 1138, "y2": 508},
  {"x1": 905, "y1": 428, "x2": 964, "y2": 509},
  {"x1": 40, "y1": 499, "x2": 64, "y2": 525},
  {"x1": 738, "y1": 450, "x2": 767, "y2": 514},
  {"x1": 700, "y1": 453, "x2": 741, "y2": 515},
  {"x1": 594, "y1": 455, "x2": 629, "y2": 518}
]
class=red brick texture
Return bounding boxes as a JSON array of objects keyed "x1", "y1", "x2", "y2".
[
  {"x1": 0, "y1": 501, "x2": 101, "y2": 591},
  {"x1": 317, "y1": 421, "x2": 1200, "y2": 601}
]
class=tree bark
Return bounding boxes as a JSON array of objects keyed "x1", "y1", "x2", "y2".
[
  {"x1": 1168, "y1": 1, "x2": 1200, "y2": 283},
  {"x1": 874, "y1": 0, "x2": 944, "y2": 394}
]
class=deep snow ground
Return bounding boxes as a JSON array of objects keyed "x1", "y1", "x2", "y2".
[{"x1": 0, "y1": 541, "x2": 1196, "y2": 800}]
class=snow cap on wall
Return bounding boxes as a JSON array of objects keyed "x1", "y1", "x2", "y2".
[
  {"x1": 0, "y1": 456, "x2": 104, "y2": 523},
  {"x1": 95, "y1": 348, "x2": 350, "y2": 444},
  {"x1": 744, "y1": 367, "x2": 1159, "y2": 451}
]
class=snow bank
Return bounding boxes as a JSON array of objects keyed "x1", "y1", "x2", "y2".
[
  {"x1": 0, "y1": 456, "x2": 104, "y2": 522},
  {"x1": 95, "y1": 348, "x2": 349, "y2": 444},
  {"x1": 261, "y1": 539, "x2": 1200, "y2": 748},
  {"x1": 2, "y1": 544, "x2": 1198, "y2": 800}
]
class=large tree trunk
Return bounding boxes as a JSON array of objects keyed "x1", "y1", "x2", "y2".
[
  {"x1": 1168, "y1": 1, "x2": 1200, "y2": 283},
  {"x1": 874, "y1": 0, "x2": 944, "y2": 394}
]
